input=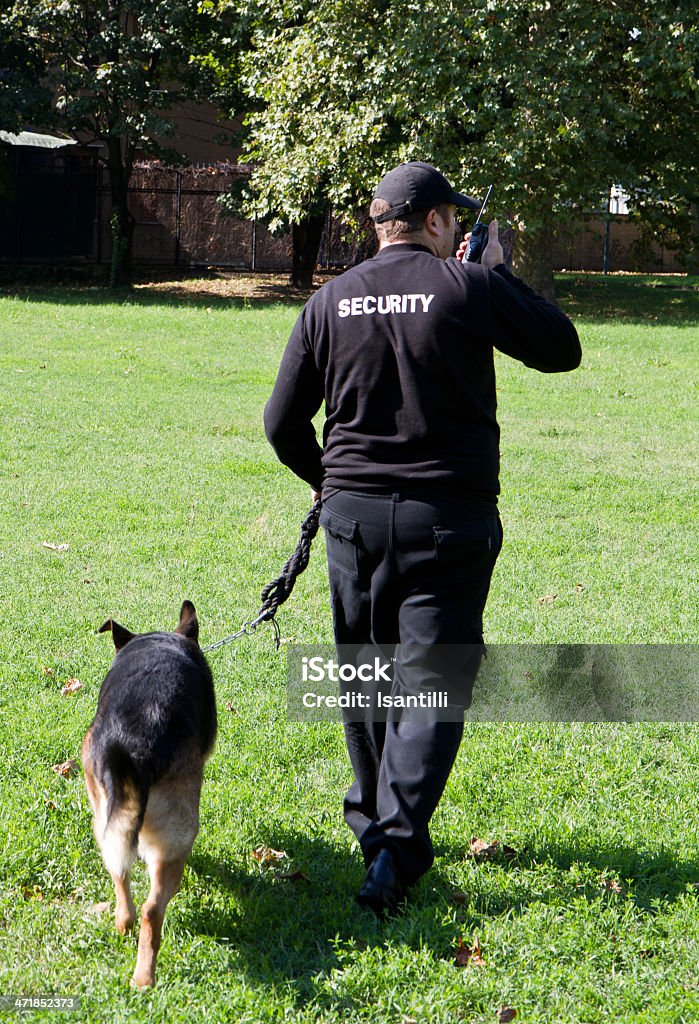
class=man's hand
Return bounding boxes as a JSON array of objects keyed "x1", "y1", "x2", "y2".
[
  {"x1": 311, "y1": 489, "x2": 322, "y2": 504},
  {"x1": 456, "y1": 218, "x2": 504, "y2": 268}
]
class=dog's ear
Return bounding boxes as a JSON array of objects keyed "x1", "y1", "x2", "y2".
[
  {"x1": 98, "y1": 619, "x2": 135, "y2": 651},
  {"x1": 176, "y1": 600, "x2": 199, "y2": 643}
]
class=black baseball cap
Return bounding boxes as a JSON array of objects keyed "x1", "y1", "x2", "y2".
[{"x1": 372, "y1": 162, "x2": 480, "y2": 222}]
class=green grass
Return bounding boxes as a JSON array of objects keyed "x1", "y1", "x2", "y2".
[{"x1": 0, "y1": 272, "x2": 697, "y2": 1023}]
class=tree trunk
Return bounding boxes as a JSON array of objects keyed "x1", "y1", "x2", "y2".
[
  {"x1": 290, "y1": 211, "x2": 326, "y2": 288},
  {"x1": 107, "y1": 138, "x2": 135, "y2": 289},
  {"x1": 687, "y1": 201, "x2": 699, "y2": 275},
  {"x1": 511, "y1": 212, "x2": 557, "y2": 303}
]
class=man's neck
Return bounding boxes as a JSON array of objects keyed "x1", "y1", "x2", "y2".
[{"x1": 378, "y1": 234, "x2": 439, "y2": 257}]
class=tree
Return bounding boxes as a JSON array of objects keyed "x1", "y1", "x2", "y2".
[
  {"x1": 0, "y1": 9, "x2": 52, "y2": 132},
  {"x1": 229, "y1": 0, "x2": 697, "y2": 296},
  {"x1": 5, "y1": 0, "x2": 227, "y2": 286},
  {"x1": 209, "y1": 1, "x2": 333, "y2": 287},
  {"x1": 617, "y1": 4, "x2": 699, "y2": 271}
]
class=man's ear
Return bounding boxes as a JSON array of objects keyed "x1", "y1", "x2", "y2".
[
  {"x1": 98, "y1": 619, "x2": 135, "y2": 651},
  {"x1": 176, "y1": 600, "x2": 199, "y2": 643},
  {"x1": 423, "y1": 207, "x2": 442, "y2": 236}
]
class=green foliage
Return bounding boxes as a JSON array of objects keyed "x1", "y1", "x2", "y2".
[
  {"x1": 7, "y1": 0, "x2": 216, "y2": 161},
  {"x1": 618, "y1": 4, "x2": 699, "y2": 268},
  {"x1": 220, "y1": 0, "x2": 697, "y2": 254},
  {"x1": 0, "y1": 10, "x2": 52, "y2": 131}
]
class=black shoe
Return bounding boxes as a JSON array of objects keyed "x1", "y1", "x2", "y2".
[{"x1": 356, "y1": 848, "x2": 407, "y2": 918}]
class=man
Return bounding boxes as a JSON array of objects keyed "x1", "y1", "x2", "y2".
[{"x1": 264, "y1": 161, "x2": 581, "y2": 916}]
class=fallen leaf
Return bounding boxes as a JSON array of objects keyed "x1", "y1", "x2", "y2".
[
  {"x1": 538, "y1": 593, "x2": 558, "y2": 605},
  {"x1": 454, "y1": 934, "x2": 485, "y2": 967},
  {"x1": 524, "y1": 670, "x2": 534, "y2": 680},
  {"x1": 468, "y1": 838, "x2": 519, "y2": 863},
  {"x1": 601, "y1": 877, "x2": 623, "y2": 894},
  {"x1": 87, "y1": 901, "x2": 110, "y2": 915},
  {"x1": 22, "y1": 885, "x2": 44, "y2": 901},
  {"x1": 279, "y1": 869, "x2": 311, "y2": 883},
  {"x1": 470, "y1": 837, "x2": 497, "y2": 859},
  {"x1": 225, "y1": 701, "x2": 238, "y2": 715},
  {"x1": 497, "y1": 1008, "x2": 517, "y2": 1023},
  {"x1": 52, "y1": 759, "x2": 78, "y2": 778},
  {"x1": 639, "y1": 948, "x2": 655, "y2": 959},
  {"x1": 42, "y1": 666, "x2": 55, "y2": 677},
  {"x1": 44, "y1": 799, "x2": 57, "y2": 810},
  {"x1": 42, "y1": 542, "x2": 70, "y2": 552},
  {"x1": 451, "y1": 890, "x2": 468, "y2": 905},
  {"x1": 251, "y1": 844, "x2": 287, "y2": 866},
  {"x1": 61, "y1": 678, "x2": 83, "y2": 696},
  {"x1": 575, "y1": 582, "x2": 585, "y2": 592}
]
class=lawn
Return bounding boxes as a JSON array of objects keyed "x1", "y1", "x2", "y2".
[{"x1": 0, "y1": 272, "x2": 697, "y2": 1023}]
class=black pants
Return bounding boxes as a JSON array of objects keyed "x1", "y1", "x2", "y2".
[{"x1": 321, "y1": 490, "x2": 502, "y2": 886}]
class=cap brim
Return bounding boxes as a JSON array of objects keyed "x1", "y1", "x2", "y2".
[{"x1": 451, "y1": 189, "x2": 481, "y2": 211}]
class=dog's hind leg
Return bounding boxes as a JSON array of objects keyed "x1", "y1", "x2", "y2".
[
  {"x1": 112, "y1": 871, "x2": 137, "y2": 935},
  {"x1": 130, "y1": 774, "x2": 201, "y2": 988},
  {"x1": 131, "y1": 853, "x2": 188, "y2": 989},
  {"x1": 83, "y1": 731, "x2": 137, "y2": 934}
]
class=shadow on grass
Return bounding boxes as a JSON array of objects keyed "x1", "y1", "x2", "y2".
[
  {"x1": 556, "y1": 273, "x2": 699, "y2": 325},
  {"x1": 181, "y1": 827, "x2": 699, "y2": 1002},
  {"x1": 1, "y1": 271, "x2": 697, "y2": 324},
  {"x1": 0, "y1": 269, "x2": 327, "y2": 311},
  {"x1": 442, "y1": 835, "x2": 699, "y2": 916}
]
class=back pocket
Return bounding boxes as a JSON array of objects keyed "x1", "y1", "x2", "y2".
[
  {"x1": 320, "y1": 507, "x2": 360, "y2": 577},
  {"x1": 433, "y1": 518, "x2": 500, "y2": 580}
]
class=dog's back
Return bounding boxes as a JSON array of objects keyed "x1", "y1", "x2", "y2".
[{"x1": 82, "y1": 601, "x2": 216, "y2": 988}]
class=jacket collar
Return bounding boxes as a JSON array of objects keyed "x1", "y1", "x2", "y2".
[{"x1": 373, "y1": 242, "x2": 434, "y2": 259}]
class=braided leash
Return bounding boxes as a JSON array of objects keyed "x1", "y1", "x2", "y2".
[{"x1": 201, "y1": 499, "x2": 323, "y2": 654}]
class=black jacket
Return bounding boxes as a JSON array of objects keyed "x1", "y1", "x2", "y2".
[{"x1": 264, "y1": 243, "x2": 581, "y2": 499}]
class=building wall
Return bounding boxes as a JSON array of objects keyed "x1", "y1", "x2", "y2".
[
  {"x1": 153, "y1": 100, "x2": 240, "y2": 166},
  {"x1": 552, "y1": 216, "x2": 683, "y2": 274}
]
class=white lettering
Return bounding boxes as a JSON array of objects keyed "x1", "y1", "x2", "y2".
[
  {"x1": 338, "y1": 293, "x2": 437, "y2": 317},
  {"x1": 375, "y1": 658, "x2": 392, "y2": 682},
  {"x1": 302, "y1": 656, "x2": 326, "y2": 683}
]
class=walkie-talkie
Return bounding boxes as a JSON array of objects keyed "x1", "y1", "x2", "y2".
[{"x1": 465, "y1": 184, "x2": 493, "y2": 263}]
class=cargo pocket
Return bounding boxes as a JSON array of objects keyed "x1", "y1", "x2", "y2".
[
  {"x1": 320, "y1": 507, "x2": 360, "y2": 577},
  {"x1": 433, "y1": 517, "x2": 501, "y2": 581}
]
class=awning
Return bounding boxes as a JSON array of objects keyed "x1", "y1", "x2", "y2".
[{"x1": 0, "y1": 130, "x2": 78, "y2": 149}]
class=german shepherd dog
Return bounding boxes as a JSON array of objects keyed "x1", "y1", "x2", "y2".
[{"x1": 82, "y1": 601, "x2": 216, "y2": 988}]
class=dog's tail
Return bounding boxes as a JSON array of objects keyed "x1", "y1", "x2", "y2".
[{"x1": 98, "y1": 743, "x2": 150, "y2": 878}]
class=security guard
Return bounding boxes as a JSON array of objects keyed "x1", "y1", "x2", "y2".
[{"x1": 265, "y1": 162, "x2": 581, "y2": 916}]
